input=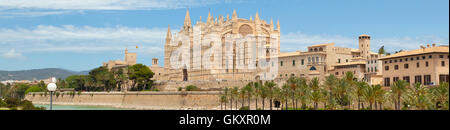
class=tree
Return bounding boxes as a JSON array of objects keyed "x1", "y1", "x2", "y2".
[
  {"x1": 356, "y1": 81, "x2": 368, "y2": 109},
  {"x1": 378, "y1": 46, "x2": 386, "y2": 55},
  {"x1": 264, "y1": 81, "x2": 277, "y2": 110},
  {"x1": 128, "y1": 64, "x2": 154, "y2": 91},
  {"x1": 391, "y1": 80, "x2": 409, "y2": 110},
  {"x1": 89, "y1": 66, "x2": 114, "y2": 91},
  {"x1": 430, "y1": 82, "x2": 449, "y2": 110}
]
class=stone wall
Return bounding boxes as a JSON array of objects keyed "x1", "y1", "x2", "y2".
[{"x1": 25, "y1": 91, "x2": 221, "y2": 110}]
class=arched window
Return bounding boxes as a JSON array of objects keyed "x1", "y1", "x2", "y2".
[
  {"x1": 310, "y1": 66, "x2": 317, "y2": 71},
  {"x1": 319, "y1": 47, "x2": 323, "y2": 51}
]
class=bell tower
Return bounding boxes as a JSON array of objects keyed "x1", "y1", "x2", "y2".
[{"x1": 359, "y1": 34, "x2": 371, "y2": 59}]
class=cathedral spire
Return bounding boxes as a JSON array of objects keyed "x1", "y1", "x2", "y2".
[
  {"x1": 232, "y1": 9, "x2": 237, "y2": 20},
  {"x1": 207, "y1": 10, "x2": 213, "y2": 25},
  {"x1": 184, "y1": 9, "x2": 191, "y2": 30},
  {"x1": 166, "y1": 25, "x2": 172, "y2": 42},
  {"x1": 255, "y1": 11, "x2": 260, "y2": 21},
  {"x1": 276, "y1": 20, "x2": 280, "y2": 31}
]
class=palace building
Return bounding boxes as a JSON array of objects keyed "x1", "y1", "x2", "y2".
[
  {"x1": 278, "y1": 35, "x2": 383, "y2": 84},
  {"x1": 379, "y1": 44, "x2": 449, "y2": 86}
]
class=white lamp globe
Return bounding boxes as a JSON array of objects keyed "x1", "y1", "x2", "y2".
[{"x1": 47, "y1": 83, "x2": 57, "y2": 92}]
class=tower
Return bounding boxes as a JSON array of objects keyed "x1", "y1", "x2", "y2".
[
  {"x1": 359, "y1": 34, "x2": 371, "y2": 59},
  {"x1": 184, "y1": 9, "x2": 192, "y2": 31},
  {"x1": 164, "y1": 25, "x2": 172, "y2": 68}
]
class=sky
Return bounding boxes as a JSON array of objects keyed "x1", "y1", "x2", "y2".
[{"x1": 0, "y1": 0, "x2": 448, "y2": 71}]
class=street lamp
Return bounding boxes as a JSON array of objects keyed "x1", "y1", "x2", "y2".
[{"x1": 47, "y1": 83, "x2": 57, "y2": 110}]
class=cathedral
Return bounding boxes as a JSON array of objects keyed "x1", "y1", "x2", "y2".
[{"x1": 161, "y1": 9, "x2": 281, "y2": 81}]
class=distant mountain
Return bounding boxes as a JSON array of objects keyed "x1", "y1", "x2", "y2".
[{"x1": 0, "y1": 68, "x2": 89, "y2": 81}]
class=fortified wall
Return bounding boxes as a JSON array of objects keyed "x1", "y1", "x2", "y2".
[{"x1": 25, "y1": 91, "x2": 221, "y2": 110}]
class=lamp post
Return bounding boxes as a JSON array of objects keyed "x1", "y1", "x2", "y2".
[{"x1": 47, "y1": 83, "x2": 57, "y2": 110}]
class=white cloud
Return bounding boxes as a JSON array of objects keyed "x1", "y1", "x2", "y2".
[
  {"x1": 281, "y1": 32, "x2": 449, "y2": 53},
  {"x1": 0, "y1": 0, "x2": 222, "y2": 10},
  {"x1": 0, "y1": 25, "x2": 171, "y2": 56},
  {"x1": 0, "y1": 0, "x2": 229, "y2": 17},
  {"x1": 1, "y1": 49, "x2": 25, "y2": 60}
]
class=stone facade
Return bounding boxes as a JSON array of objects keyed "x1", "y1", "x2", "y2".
[
  {"x1": 379, "y1": 44, "x2": 449, "y2": 86},
  {"x1": 103, "y1": 48, "x2": 137, "y2": 70},
  {"x1": 161, "y1": 9, "x2": 280, "y2": 82}
]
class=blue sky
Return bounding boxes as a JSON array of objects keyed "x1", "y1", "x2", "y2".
[{"x1": 0, "y1": 0, "x2": 448, "y2": 71}]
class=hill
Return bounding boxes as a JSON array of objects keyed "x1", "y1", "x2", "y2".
[{"x1": 0, "y1": 68, "x2": 89, "y2": 81}]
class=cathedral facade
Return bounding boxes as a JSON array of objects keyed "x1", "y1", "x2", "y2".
[{"x1": 162, "y1": 9, "x2": 281, "y2": 81}]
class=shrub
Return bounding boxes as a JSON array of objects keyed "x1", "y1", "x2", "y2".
[
  {"x1": 185, "y1": 85, "x2": 200, "y2": 91},
  {"x1": 25, "y1": 86, "x2": 43, "y2": 95},
  {"x1": 178, "y1": 87, "x2": 183, "y2": 91},
  {"x1": 239, "y1": 106, "x2": 250, "y2": 110}
]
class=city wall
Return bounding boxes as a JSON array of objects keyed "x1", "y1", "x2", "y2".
[{"x1": 25, "y1": 91, "x2": 221, "y2": 110}]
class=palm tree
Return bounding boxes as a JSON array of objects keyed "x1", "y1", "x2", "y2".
[
  {"x1": 232, "y1": 87, "x2": 239, "y2": 110},
  {"x1": 310, "y1": 89, "x2": 322, "y2": 110},
  {"x1": 223, "y1": 87, "x2": 229, "y2": 110},
  {"x1": 356, "y1": 81, "x2": 368, "y2": 110},
  {"x1": 243, "y1": 83, "x2": 254, "y2": 109},
  {"x1": 363, "y1": 85, "x2": 376, "y2": 110},
  {"x1": 264, "y1": 81, "x2": 277, "y2": 110},
  {"x1": 324, "y1": 75, "x2": 337, "y2": 109},
  {"x1": 253, "y1": 82, "x2": 262, "y2": 110},
  {"x1": 372, "y1": 85, "x2": 384, "y2": 110},
  {"x1": 391, "y1": 80, "x2": 408, "y2": 110},
  {"x1": 430, "y1": 82, "x2": 449, "y2": 110},
  {"x1": 220, "y1": 95, "x2": 227, "y2": 110},
  {"x1": 260, "y1": 85, "x2": 269, "y2": 110},
  {"x1": 239, "y1": 87, "x2": 247, "y2": 109},
  {"x1": 281, "y1": 84, "x2": 290, "y2": 110}
]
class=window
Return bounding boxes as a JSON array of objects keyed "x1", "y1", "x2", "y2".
[
  {"x1": 422, "y1": 56, "x2": 426, "y2": 60},
  {"x1": 280, "y1": 61, "x2": 283, "y2": 67},
  {"x1": 385, "y1": 66, "x2": 389, "y2": 71},
  {"x1": 403, "y1": 76, "x2": 410, "y2": 83},
  {"x1": 393, "y1": 77, "x2": 400, "y2": 82},
  {"x1": 394, "y1": 65, "x2": 399, "y2": 70},
  {"x1": 400, "y1": 59, "x2": 403, "y2": 62},
  {"x1": 292, "y1": 60, "x2": 296, "y2": 66},
  {"x1": 394, "y1": 60, "x2": 397, "y2": 63},
  {"x1": 405, "y1": 58, "x2": 408, "y2": 62},
  {"x1": 439, "y1": 75, "x2": 450, "y2": 83},
  {"x1": 442, "y1": 61, "x2": 445, "y2": 67},
  {"x1": 417, "y1": 57, "x2": 420, "y2": 60},
  {"x1": 440, "y1": 55, "x2": 444, "y2": 58},
  {"x1": 375, "y1": 67, "x2": 378, "y2": 72},
  {"x1": 346, "y1": 59, "x2": 349, "y2": 63},
  {"x1": 384, "y1": 78, "x2": 391, "y2": 87},
  {"x1": 411, "y1": 57, "x2": 414, "y2": 61},
  {"x1": 415, "y1": 75, "x2": 422, "y2": 84},
  {"x1": 335, "y1": 72, "x2": 339, "y2": 75},
  {"x1": 385, "y1": 61, "x2": 388, "y2": 64},
  {"x1": 429, "y1": 55, "x2": 432, "y2": 59},
  {"x1": 389, "y1": 60, "x2": 392, "y2": 63},
  {"x1": 404, "y1": 64, "x2": 409, "y2": 69},
  {"x1": 417, "y1": 62, "x2": 420, "y2": 68},
  {"x1": 424, "y1": 75, "x2": 431, "y2": 85},
  {"x1": 301, "y1": 59, "x2": 304, "y2": 65},
  {"x1": 426, "y1": 61, "x2": 429, "y2": 67}
]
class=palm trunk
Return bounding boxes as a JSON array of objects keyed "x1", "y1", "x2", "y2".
[
  {"x1": 285, "y1": 99, "x2": 288, "y2": 110},
  {"x1": 397, "y1": 95, "x2": 401, "y2": 110},
  {"x1": 262, "y1": 98, "x2": 265, "y2": 110},
  {"x1": 255, "y1": 97, "x2": 258, "y2": 110},
  {"x1": 270, "y1": 98, "x2": 273, "y2": 110},
  {"x1": 358, "y1": 98, "x2": 361, "y2": 110}
]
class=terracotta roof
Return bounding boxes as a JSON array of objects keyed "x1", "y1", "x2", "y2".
[
  {"x1": 308, "y1": 43, "x2": 335, "y2": 48},
  {"x1": 333, "y1": 61, "x2": 366, "y2": 66},
  {"x1": 379, "y1": 46, "x2": 449, "y2": 60},
  {"x1": 278, "y1": 52, "x2": 301, "y2": 57}
]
